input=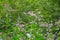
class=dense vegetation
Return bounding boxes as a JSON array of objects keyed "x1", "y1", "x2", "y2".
[{"x1": 0, "y1": 0, "x2": 60, "y2": 40}]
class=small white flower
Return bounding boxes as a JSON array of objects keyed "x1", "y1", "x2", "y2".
[
  {"x1": 20, "y1": 24, "x2": 25, "y2": 28},
  {"x1": 38, "y1": 11, "x2": 41, "y2": 14},
  {"x1": 26, "y1": 33, "x2": 32, "y2": 38},
  {"x1": 24, "y1": 12, "x2": 26, "y2": 14},
  {"x1": 28, "y1": 11, "x2": 36, "y2": 16}
]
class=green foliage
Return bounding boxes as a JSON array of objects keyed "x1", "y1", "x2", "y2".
[{"x1": 0, "y1": 0, "x2": 60, "y2": 40}]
